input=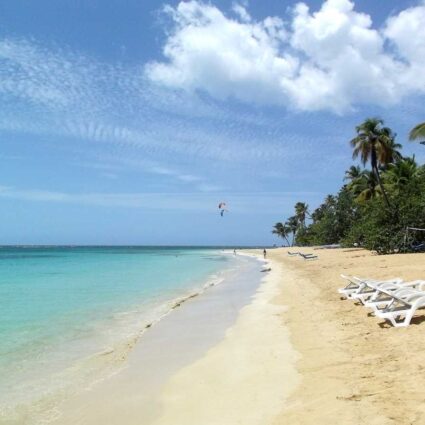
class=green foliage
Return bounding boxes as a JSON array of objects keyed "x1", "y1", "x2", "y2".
[
  {"x1": 273, "y1": 118, "x2": 425, "y2": 255},
  {"x1": 343, "y1": 176, "x2": 425, "y2": 253},
  {"x1": 295, "y1": 188, "x2": 357, "y2": 246},
  {"x1": 409, "y1": 122, "x2": 425, "y2": 141},
  {"x1": 271, "y1": 222, "x2": 291, "y2": 246}
]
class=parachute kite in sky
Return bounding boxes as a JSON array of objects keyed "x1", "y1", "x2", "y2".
[{"x1": 218, "y1": 202, "x2": 228, "y2": 217}]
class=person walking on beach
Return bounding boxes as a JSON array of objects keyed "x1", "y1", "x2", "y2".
[{"x1": 263, "y1": 248, "x2": 267, "y2": 259}]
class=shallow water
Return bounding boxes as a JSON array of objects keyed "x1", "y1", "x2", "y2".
[
  {"x1": 0, "y1": 246, "x2": 238, "y2": 419},
  {"x1": 51, "y1": 253, "x2": 263, "y2": 425}
]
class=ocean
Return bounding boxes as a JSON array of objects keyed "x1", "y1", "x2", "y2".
[{"x1": 0, "y1": 246, "x2": 244, "y2": 421}]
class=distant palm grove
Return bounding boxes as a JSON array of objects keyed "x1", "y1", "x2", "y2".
[{"x1": 273, "y1": 118, "x2": 425, "y2": 254}]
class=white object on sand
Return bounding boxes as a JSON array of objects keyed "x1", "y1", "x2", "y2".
[
  {"x1": 374, "y1": 291, "x2": 425, "y2": 327},
  {"x1": 338, "y1": 275, "x2": 403, "y2": 300},
  {"x1": 364, "y1": 281, "x2": 425, "y2": 312}
]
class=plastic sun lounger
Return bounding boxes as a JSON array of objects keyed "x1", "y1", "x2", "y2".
[
  {"x1": 341, "y1": 275, "x2": 402, "y2": 291},
  {"x1": 350, "y1": 280, "x2": 415, "y2": 304},
  {"x1": 338, "y1": 275, "x2": 403, "y2": 299},
  {"x1": 364, "y1": 281, "x2": 425, "y2": 312},
  {"x1": 375, "y1": 291, "x2": 425, "y2": 327},
  {"x1": 357, "y1": 281, "x2": 425, "y2": 306},
  {"x1": 287, "y1": 251, "x2": 300, "y2": 256},
  {"x1": 339, "y1": 275, "x2": 373, "y2": 299},
  {"x1": 339, "y1": 274, "x2": 365, "y2": 296},
  {"x1": 367, "y1": 287, "x2": 425, "y2": 316},
  {"x1": 299, "y1": 253, "x2": 318, "y2": 260}
]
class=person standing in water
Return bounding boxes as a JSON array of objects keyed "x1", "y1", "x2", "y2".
[{"x1": 263, "y1": 248, "x2": 267, "y2": 259}]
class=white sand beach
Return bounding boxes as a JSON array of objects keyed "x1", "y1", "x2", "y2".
[
  {"x1": 29, "y1": 247, "x2": 425, "y2": 425},
  {"x1": 149, "y1": 248, "x2": 425, "y2": 425},
  {"x1": 151, "y1": 253, "x2": 299, "y2": 425}
]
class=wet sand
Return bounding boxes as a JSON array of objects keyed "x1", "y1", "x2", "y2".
[
  {"x1": 49, "y1": 254, "x2": 264, "y2": 425},
  {"x1": 150, "y1": 252, "x2": 299, "y2": 425}
]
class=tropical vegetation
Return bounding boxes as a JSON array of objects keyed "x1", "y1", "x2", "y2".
[{"x1": 272, "y1": 118, "x2": 425, "y2": 254}]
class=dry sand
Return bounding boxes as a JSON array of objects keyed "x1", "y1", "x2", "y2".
[
  {"x1": 270, "y1": 247, "x2": 425, "y2": 425},
  {"x1": 151, "y1": 253, "x2": 299, "y2": 425},
  {"x1": 153, "y1": 248, "x2": 425, "y2": 425}
]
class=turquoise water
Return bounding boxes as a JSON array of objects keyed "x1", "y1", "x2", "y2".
[{"x1": 0, "y1": 246, "x2": 237, "y2": 415}]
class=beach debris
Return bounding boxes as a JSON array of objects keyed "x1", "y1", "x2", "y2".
[{"x1": 218, "y1": 202, "x2": 228, "y2": 217}]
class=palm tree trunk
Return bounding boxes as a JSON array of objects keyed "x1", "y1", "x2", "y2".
[
  {"x1": 373, "y1": 164, "x2": 391, "y2": 209},
  {"x1": 371, "y1": 146, "x2": 391, "y2": 209}
]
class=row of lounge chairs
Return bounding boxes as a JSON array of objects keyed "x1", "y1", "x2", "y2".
[
  {"x1": 339, "y1": 274, "x2": 425, "y2": 327},
  {"x1": 288, "y1": 251, "x2": 318, "y2": 260}
]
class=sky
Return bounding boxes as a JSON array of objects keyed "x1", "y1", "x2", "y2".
[{"x1": 0, "y1": 0, "x2": 424, "y2": 245}]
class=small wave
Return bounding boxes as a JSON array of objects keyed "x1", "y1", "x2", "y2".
[{"x1": 0, "y1": 258, "x2": 237, "y2": 424}]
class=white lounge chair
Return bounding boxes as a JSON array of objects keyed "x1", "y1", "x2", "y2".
[
  {"x1": 338, "y1": 275, "x2": 403, "y2": 300},
  {"x1": 351, "y1": 280, "x2": 419, "y2": 304},
  {"x1": 300, "y1": 253, "x2": 318, "y2": 260},
  {"x1": 364, "y1": 281, "x2": 425, "y2": 313},
  {"x1": 338, "y1": 275, "x2": 371, "y2": 297},
  {"x1": 375, "y1": 291, "x2": 425, "y2": 327}
]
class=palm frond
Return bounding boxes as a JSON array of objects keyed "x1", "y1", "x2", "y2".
[{"x1": 409, "y1": 122, "x2": 425, "y2": 141}]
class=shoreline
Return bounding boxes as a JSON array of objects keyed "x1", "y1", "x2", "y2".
[
  {"x1": 46, "y1": 253, "x2": 264, "y2": 425},
  {"x1": 147, "y1": 247, "x2": 425, "y2": 425},
  {"x1": 150, "y1": 251, "x2": 299, "y2": 425},
  {"x1": 0, "y1": 247, "x2": 238, "y2": 423},
  {"x1": 8, "y1": 247, "x2": 424, "y2": 424}
]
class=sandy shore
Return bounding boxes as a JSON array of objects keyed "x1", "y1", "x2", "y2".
[
  {"x1": 45, "y1": 254, "x2": 265, "y2": 425},
  {"x1": 269, "y1": 247, "x2": 425, "y2": 425},
  {"x1": 151, "y1": 253, "x2": 299, "y2": 425},
  {"x1": 32, "y1": 247, "x2": 425, "y2": 424},
  {"x1": 152, "y1": 248, "x2": 425, "y2": 425}
]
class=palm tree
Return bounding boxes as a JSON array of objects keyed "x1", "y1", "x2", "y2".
[
  {"x1": 324, "y1": 194, "x2": 336, "y2": 206},
  {"x1": 294, "y1": 202, "x2": 309, "y2": 228},
  {"x1": 409, "y1": 122, "x2": 425, "y2": 141},
  {"x1": 344, "y1": 165, "x2": 363, "y2": 183},
  {"x1": 349, "y1": 170, "x2": 380, "y2": 203},
  {"x1": 383, "y1": 157, "x2": 419, "y2": 195},
  {"x1": 285, "y1": 216, "x2": 298, "y2": 246},
  {"x1": 344, "y1": 166, "x2": 366, "y2": 194},
  {"x1": 272, "y1": 222, "x2": 291, "y2": 246},
  {"x1": 350, "y1": 118, "x2": 399, "y2": 208},
  {"x1": 311, "y1": 205, "x2": 325, "y2": 223},
  {"x1": 381, "y1": 137, "x2": 403, "y2": 164}
]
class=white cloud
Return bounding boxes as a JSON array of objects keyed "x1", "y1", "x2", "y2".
[
  {"x1": 146, "y1": 1, "x2": 293, "y2": 105},
  {"x1": 146, "y1": 0, "x2": 425, "y2": 113},
  {"x1": 384, "y1": 3, "x2": 425, "y2": 92},
  {"x1": 232, "y1": 3, "x2": 251, "y2": 22},
  {"x1": 384, "y1": 3, "x2": 425, "y2": 64}
]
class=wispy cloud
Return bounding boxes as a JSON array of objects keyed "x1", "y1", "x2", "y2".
[
  {"x1": 0, "y1": 34, "x2": 310, "y2": 172},
  {"x1": 0, "y1": 184, "x2": 325, "y2": 213}
]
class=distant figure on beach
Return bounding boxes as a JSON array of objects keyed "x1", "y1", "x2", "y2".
[
  {"x1": 233, "y1": 249, "x2": 236, "y2": 255},
  {"x1": 263, "y1": 249, "x2": 267, "y2": 259}
]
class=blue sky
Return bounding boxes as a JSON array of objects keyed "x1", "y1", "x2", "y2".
[{"x1": 0, "y1": 0, "x2": 424, "y2": 245}]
